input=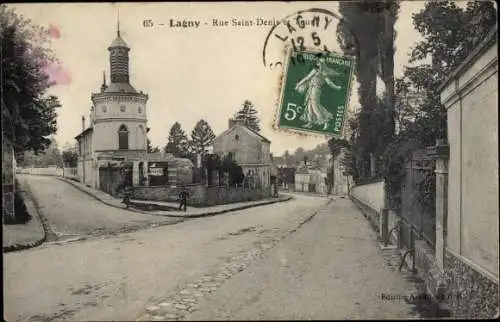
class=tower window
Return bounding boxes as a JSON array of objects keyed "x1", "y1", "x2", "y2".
[
  {"x1": 138, "y1": 106, "x2": 142, "y2": 113},
  {"x1": 120, "y1": 105, "x2": 126, "y2": 112},
  {"x1": 118, "y1": 124, "x2": 129, "y2": 150},
  {"x1": 102, "y1": 106, "x2": 107, "y2": 112},
  {"x1": 235, "y1": 134, "x2": 239, "y2": 141}
]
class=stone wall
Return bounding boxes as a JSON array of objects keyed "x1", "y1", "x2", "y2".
[
  {"x1": 350, "y1": 195, "x2": 380, "y2": 233},
  {"x1": 414, "y1": 240, "x2": 447, "y2": 303},
  {"x1": 350, "y1": 180, "x2": 386, "y2": 233},
  {"x1": 17, "y1": 167, "x2": 63, "y2": 176},
  {"x1": 442, "y1": 250, "x2": 499, "y2": 318},
  {"x1": 62, "y1": 168, "x2": 79, "y2": 181},
  {"x1": 441, "y1": 28, "x2": 499, "y2": 277},
  {"x1": 351, "y1": 180, "x2": 385, "y2": 214},
  {"x1": 133, "y1": 184, "x2": 272, "y2": 207},
  {"x1": 438, "y1": 27, "x2": 498, "y2": 318}
]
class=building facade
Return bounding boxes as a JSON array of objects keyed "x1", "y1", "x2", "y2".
[
  {"x1": 75, "y1": 24, "x2": 150, "y2": 189},
  {"x1": 437, "y1": 27, "x2": 498, "y2": 318},
  {"x1": 294, "y1": 167, "x2": 327, "y2": 194},
  {"x1": 328, "y1": 150, "x2": 351, "y2": 196},
  {"x1": 213, "y1": 119, "x2": 272, "y2": 188}
]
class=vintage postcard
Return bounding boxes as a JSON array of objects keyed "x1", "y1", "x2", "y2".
[{"x1": 2, "y1": 1, "x2": 498, "y2": 321}]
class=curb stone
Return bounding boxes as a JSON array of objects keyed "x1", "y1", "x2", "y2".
[
  {"x1": 3, "y1": 183, "x2": 49, "y2": 253},
  {"x1": 56, "y1": 176, "x2": 294, "y2": 218},
  {"x1": 135, "y1": 198, "x2": 332, "y2": 321}
]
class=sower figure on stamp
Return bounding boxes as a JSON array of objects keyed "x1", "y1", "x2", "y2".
[
  {"x1": 294, "y1": 56, "x2": 343, "y2": 129},
  {"x1": 178, "y1": 184, "x2": 189, "y2": 212}
]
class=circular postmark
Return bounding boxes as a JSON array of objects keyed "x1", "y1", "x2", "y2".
[
  {"x1": 263, "y1": 8, "x2": 358, "y2": 140},
  {"x1": 262, "y1": 8, "x2": 350, "y2": 69}
]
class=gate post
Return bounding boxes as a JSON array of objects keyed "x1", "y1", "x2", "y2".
[{"x1": 427, "y1": 139, "x2": 449, "y2": 270}]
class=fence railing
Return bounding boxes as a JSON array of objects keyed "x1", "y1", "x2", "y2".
[{"x1": 398, "y1": 149, "x2": 436, "y2": 253}]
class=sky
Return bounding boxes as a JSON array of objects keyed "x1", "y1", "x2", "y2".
[{"x1": 11, "y1": 1, "x2": 429, "y2": 156}]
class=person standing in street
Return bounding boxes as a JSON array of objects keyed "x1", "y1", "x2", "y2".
[
  {"x1": 178, "y1": 185, "x2": 189, "y2": 212},
  {"x1": 122, "y1": 185, "x2": 133, "y2": 209}
]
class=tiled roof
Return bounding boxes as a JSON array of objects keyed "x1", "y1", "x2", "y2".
[
  {"x1": 75, "y1": 127, "x2": 93, "y2": 139},
  {"x1": 244, "y1": 126, "x2": 271, "y2": 143}
]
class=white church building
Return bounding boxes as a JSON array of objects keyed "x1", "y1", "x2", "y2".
[{"x1": 75, "y1": 23, "x2": 192, "y2": 191}]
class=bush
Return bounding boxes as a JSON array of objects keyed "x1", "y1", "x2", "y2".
[{"x1": 4, "y1": 191, "x2": 32, "y2": 225}]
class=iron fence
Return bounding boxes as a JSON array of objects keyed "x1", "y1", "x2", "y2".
[{"x1": 398, "y1": 149, "x2": 436, "y2": 252}]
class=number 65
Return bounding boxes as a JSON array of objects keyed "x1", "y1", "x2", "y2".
[{"x1": 284, "y1": 103, "x2": 298, "y2": 121}]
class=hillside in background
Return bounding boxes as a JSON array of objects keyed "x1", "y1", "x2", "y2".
[{"x1": 273, "y1": 143, "x2": 330, "y2": 168}]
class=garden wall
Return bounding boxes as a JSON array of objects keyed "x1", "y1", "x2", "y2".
[
  {"x1": 350, "y1": 180, "x2": 386, "y2": 232},
  {"x1": 133, "y1": 184, "x2": 272, "y2": 207}
]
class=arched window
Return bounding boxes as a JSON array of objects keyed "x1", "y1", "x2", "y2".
[{"x1": 118, "y1": 125, "x2": 129, "y2": 150}]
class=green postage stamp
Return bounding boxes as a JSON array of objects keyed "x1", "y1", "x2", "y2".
[{"x1": 275, "y1": 49, "x2": 356, "y2": 137}]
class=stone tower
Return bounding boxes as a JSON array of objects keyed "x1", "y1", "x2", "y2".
[{"x1": 89, "y1": 19, "x2": 149, "y2": 153}]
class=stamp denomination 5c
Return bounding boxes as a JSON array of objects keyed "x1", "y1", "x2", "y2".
[{"x1": 275, "y1": 48, "x2": 356, "y2": 137}]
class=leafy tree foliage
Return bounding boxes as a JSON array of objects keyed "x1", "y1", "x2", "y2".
[
  {"x1": 190, "y1": 119, "x2": 216, "y2": 154},
  {"x1": 379, "y1": 1, "x2": 497, "y2": 205},
  {"x1": 221, "y1": 154, "x2": 245, "y2": 186},
  {"x1": 200, "y1": 153, "x2": 245, "y2": 187},
  {"x1": 337, "y1": 1, "x2": 400, "y2": 180},
  {"x1": 18, "y1": 138, "x2": 63, "y2": 167},
  {"x1": 1, "y1": 5, "x2": 61, "y2": 154},
  {"x1": 147, "y1": 138, "x2": 160, "y2": 153},
  {"x1": 201, "y1": 153, "x2": 221, "y2": 186},
  {"x1": 61, "y1": 148, "x2": 78, "y2": 168},
  {"x1": 164, "y1": 122, "x2": 190, "y2": 157},
  {"x1": 234, "y1": 100, "x2": 261, "y2": 132},
  {"x1": 283, "y1": 150, "x2": 291, "y2": 165},
  {"x1": 338, "y1": 0, "x2": 496, "y2": 189}
]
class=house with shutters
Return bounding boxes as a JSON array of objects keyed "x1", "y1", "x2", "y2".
[{"x1": 212, "y1": 118, "x2": 272, "y2": 188}]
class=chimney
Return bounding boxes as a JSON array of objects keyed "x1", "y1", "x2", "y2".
[
  {"x1": 229, "y1": 118, "x2": 247, "y2": 129},
  {"x1": 82, "y1": 116, "x2": 85, "y2": 131}
]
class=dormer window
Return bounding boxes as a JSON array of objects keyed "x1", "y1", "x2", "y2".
[
  {"x1": 235, "y1": 134, "x2": 239, "y2": 141},
  {"x1": 120, "y1": 105, "x2": 126, "y2": 112}
]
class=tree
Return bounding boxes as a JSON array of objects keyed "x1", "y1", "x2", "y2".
[
  {"x1": 337, "y1": 2, "x2": 383, "y2": 178},
  {"x1": 202, "y1": 153, "x2": 221, "y2": 186},
  {"x1": 147, "y1": 138, "x2": 159, "y2": 153},
  {"x1": 394, "y1": 0, "x2": 496, "y2": 146},
  {"x1": 380, "y1": 0, "x2": 497, "y2": 206},
  {"x1": 337, "y1": 2, "x2": 400, "y2": 180},
  {"x1": 234, "y1": 100, "x2": 261, "y2": 132},
  {"x1": 62, "y1": 148, "x2": 78, "y2": 168},
  {"x1": 283, "y1": 150, "x2": 291, "y2": 166},
  {"x1": 378, "y1": 1, "x2": 400, "y2": 142},
  {"x1": 327, "y1": 137, "x2": 349, "y2": 194},
  {"x1": 190, "y1": 119, "x2": 216, "y2": 155},
  {"x1": 221, "y1": 154, "x2": 245, "y2": 186},
  {"x1": 1, "y1": 5, "x2": 61, "y2": 155},
  {"x1": 164, "y1": 122, "x2": 189, "y2": 157}
]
